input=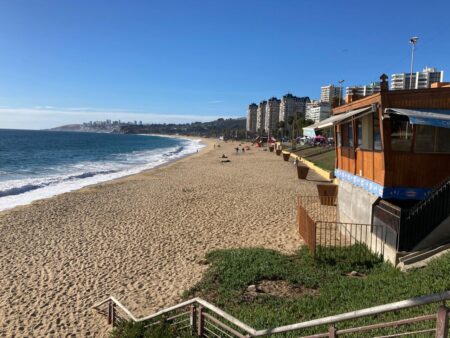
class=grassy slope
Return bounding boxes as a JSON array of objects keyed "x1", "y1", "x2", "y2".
[
  {"x1": 305, "y1": 150, "x2": 335, "y2": 172},
  {"x1": 185, "y1": 247, "x2": 450, "y2": 336},
  {"x1": 290, "y1": 146, "x2": 336, "y2": 172}
]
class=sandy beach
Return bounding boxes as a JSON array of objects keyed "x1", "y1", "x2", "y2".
[{"x1": 0, "y1": 139, "x2": 326, "y2": 337}]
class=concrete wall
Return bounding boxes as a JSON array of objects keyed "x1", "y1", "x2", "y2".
[
  {"x1": 337, "y1": 179, "x2": 398, "y2": 264},
  {"x1": 337, "y1": 179, "x2": 378, "y2": 225}
]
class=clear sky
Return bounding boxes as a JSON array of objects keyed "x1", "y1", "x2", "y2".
[{"x1": 1, "y1": 0, "x2": 449, "y2": 129}]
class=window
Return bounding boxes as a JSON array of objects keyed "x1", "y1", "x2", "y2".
[
  {"x1": 357, "y1": 119, "x2": 363, "y2": 148},
  {"x1": 436, "y1": 128, "x2": 450, "y2": 153},
  {"x1": 348, "y1": 123, "x2": 353, "y2": 147},
  {"x1": 336, "y1": 131, "x2": 342, "y2": 147},
  {"x1": 415, "y1": 125, "x2": 450, "y2": 153},
  {"x1": 415, "y1": 125, "x2": 434, "y2": 152},
  {"x1": 341, "y1": 122, "x2": 355, "y2": 148},
  {"x1": 356, "y1": 114, "x2": 375, "y2": 150},
  {"x1": 373, "y1": 114, "x2": 382, "y2": 150},
  {"x1": 391, "y1": 116, "x2": 413, "y2": 152}
]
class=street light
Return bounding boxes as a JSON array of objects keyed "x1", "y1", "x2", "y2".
[
  {"x1": 338, "y1": 80, "x2": 345, "y2": 106},
  {"x1": 409, "y1": 36, "x2": 419, "y2": 90}
]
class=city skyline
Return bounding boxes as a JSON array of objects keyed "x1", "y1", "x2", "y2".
[{"x1": 1, "y1": 0, "x2": 450, "y2": 129}]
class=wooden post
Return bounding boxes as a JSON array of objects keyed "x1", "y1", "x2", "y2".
[
  {"x1": 435, "y1": 305, "x2": 449, "y2": 338},
  {"x1": 328, "y1": 324, "x2": 337, "y2": 337},
  {"x1": 108, "y1": 301, "x2": 115, "y2": 326},
  {"x1": 197, "y1": 305, "x2": 204, "y2": 337},
  {"x1": 190, "y1": 305, "x2": 197, "y2": 336}
]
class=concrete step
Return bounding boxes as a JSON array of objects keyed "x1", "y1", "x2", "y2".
[{"x1": 397, "y1": 243, "x2": 450, "y2": 271}]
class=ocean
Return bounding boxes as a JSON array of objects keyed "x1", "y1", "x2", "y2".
[{"x1": 0, "y1": 129, "x2": 203, "y2": 212}]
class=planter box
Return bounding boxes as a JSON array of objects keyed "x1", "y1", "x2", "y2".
[
  {"x1": 297, "y1": 165, "x2": 309, "y2": 179},
  {"x1": 317, "y1": 184, "x2": 338, "y2": 205},
  {"x1": 282, "y1": 152, "x2": 290, "y2": 161},
  {"x1": 276, "y1": 149, "x2": 282, "y2": 156},
  {"x1": 269, "y1": 146, "x2": 274, "y2": 152}
]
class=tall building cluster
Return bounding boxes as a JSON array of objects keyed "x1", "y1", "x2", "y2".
[
  {"x1": 305, "y1": 101, "x2": 332, "y2": 123},
  {"x1": 391, "y1": 67, "x2": 444, "y2": 90},
  {"x1": 246, "y1": 94, "x2": 310, "y2": 133},
  {"x1": 246, "y1": 103, "x2": 258, "y2": 132},
  {"x1": 320, "y1": 85, "x2": 341, "y2": 104},
  {"x1": 279, "y1": 94, "x2": 310, "y2": 124},
  {"x1": 245, "y1": 66, "x2": 445, "y2": 133},
  {"x1": 345, "y1": 82, "x2": 381, "y2": 97}
]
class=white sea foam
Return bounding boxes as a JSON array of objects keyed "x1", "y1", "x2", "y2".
[{"x1": 0, "y1": 137, "x2": 204, "y2": 212}]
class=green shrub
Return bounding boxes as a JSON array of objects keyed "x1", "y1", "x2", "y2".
[{"x1": 110, "y1": 320, "x2": 192, "y2": 338}]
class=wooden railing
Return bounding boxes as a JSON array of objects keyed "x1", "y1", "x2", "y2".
[{"x1": 93, "y1": 291, "x2": 450, "y2": 337}]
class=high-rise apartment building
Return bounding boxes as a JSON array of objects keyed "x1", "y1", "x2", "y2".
[
  {"x1": 391, "y1": 67, "x2": 444, "y2": 90},
  {"x1": 256, "y1": 100, "x2": 267, "y2": 133},
  {"x1": 320, "y1": 85, "x2": 342, "y2": 104},
  {"x1": 246, "y1": 103, "x2": 258, "y2": 132},
  {"x1": 305, "y1": 101, "x2": 332, "y2": 123},
  {"x1": 345, "y1": 82, "x2": 381, "y2": 97},
  {"x1": 264, "y1": 97, "x2": 281, "y2": 133},
  {"x1": 279, "y1": 93, "x2": 310, "y2": 124}
]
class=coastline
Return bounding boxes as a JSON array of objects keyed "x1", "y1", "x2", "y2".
[
  {"x1": 0, "y1": 134, "x2": 210, "y2": 214},
  {"x1": 0, "y1": 139, "x2": 323, "y2": 336}
]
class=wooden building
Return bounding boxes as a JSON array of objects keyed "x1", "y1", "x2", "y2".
[
  {"x1": 334, "y1": 75, "x2": 450, "y2": 199},
  {"x1": 310, "y1": 75, "x2": 450, "y2": 258}
]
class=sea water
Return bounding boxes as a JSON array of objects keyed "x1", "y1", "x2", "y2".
[{"x1": 0, "y1": 129, "x2": 203, "y2": 211}]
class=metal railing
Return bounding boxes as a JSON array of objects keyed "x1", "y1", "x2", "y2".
[
  {"x1": 315, "y1": 221, "x2": 386, "y2": 261},
  {"x1": 297, "y1": 196, "x2": 386, "y2": 258},
  {"x1": 93, "y1": 291, "x2": 450, "y2": 337},
  {"x1": 399, "y1": 176, "x2": 450, "y2": 251}
]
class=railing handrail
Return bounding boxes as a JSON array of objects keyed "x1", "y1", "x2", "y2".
[
  {"x1": 252, "y1": 290, "x2": 450, "y2": 336},
  {"x1": 93, "y1": 290, "x2": 450, "y2": 337},
  {"x1": 406, "y1": 176, "x2": 450, "y2": 218},
  {"x1": 92, "y1": 296, "x2": 258, "y2": 335}
]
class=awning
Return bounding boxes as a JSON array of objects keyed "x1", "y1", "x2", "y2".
[
  {"x1": 385, "y1": 108, "x2": 450, "y2": 129},
  {"x1": 302, "y1": 106, "x2": 372, "y2": 135}
]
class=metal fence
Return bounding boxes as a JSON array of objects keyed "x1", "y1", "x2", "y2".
[
  {"x1": 93, "y1": 292, "x2": 450, "y2": 337},
  {"x1": 297, "y1": 196, "x2": 386, "y2": 259}
]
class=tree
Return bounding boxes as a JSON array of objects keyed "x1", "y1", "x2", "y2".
[{"x1": 277, "y1": 121, "x2": 285, "y2": 139}]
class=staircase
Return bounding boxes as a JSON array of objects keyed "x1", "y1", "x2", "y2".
[
  {"x1": 93, "y1": 292, "x2": 450, "y2": 337},
  {"x1": 400, "y1": 176, "x2": 450, "y2": 251}
]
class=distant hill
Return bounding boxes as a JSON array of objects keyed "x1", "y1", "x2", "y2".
[
  {"x1": 50, "y1": 117, "x2": 248, "y2": 138},
  {"x1": 50, "y1": 124, "x2": 83, "y2": 131},
  {"x1": 120, "y1": 118, "x2": 247, "y2": 138}
]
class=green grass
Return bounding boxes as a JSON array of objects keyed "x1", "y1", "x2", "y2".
[
  {"x1": 289, "y1": 146, "x2": 336, "y2": 172},
  {"x1": 305, "y1": 150, "x2": 335, "y2": 172},
  {"x1": 184, "y1": 246, "x2": 450, "y2": 336},
  {"x1": 113, "y1": 246, "x2": 450, "y2": 337}
]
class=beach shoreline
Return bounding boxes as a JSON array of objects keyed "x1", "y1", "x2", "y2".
[
  {"x1": 0, "y1": 134, "x2": 210, "y2": 215},
  {"x1": 0, "y1": 139, "x2": 324, "y2": 337}
]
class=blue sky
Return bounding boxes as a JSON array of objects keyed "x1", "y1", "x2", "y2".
[{"x1": 1, "y1": 0, "x2": 449, "y2": 129}]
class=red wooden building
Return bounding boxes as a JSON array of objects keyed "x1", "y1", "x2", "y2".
[{"x1": 309, "y1": 75, "x2": 450, "y2": 257}]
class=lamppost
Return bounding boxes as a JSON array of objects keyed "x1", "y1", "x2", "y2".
[
  {"x1": 409, "y1": 36, "x2": 419, "y2": 90},
  {"x1": 338, "y1": 80, "x2": 345, "y2": 106}
]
